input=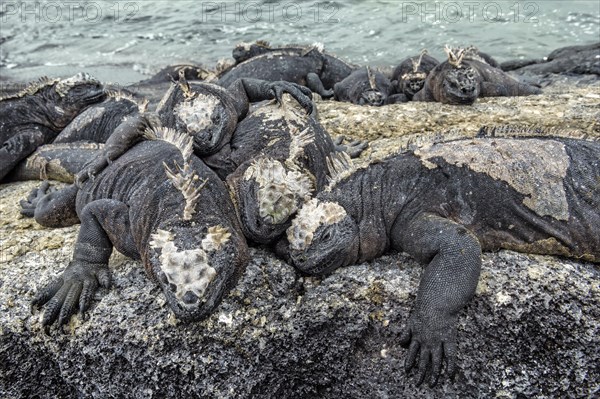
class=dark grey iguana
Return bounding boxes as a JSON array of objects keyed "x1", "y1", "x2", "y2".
[
  {"x1": 154, "y1": 76, "x2": 314, "y2": 156},
  {"x1": 413, "y1": 46, "x2": 542, "y2": 105},
  {"x1": 391, "y1": 50, "x2": 440, "y2": 101},
  {"x1": 5, "y1": 142, "x2": 104, "y2": 183},
  {"x1": 217, "y1": 43, "x2": 356, "y2": 98},
  {"x1": 331, "y1": 67, "x2": 404, "y2": 106},
  {"x1": 281, "y1": 129, "x2": 600, "y2": 386},
  {"x1": 52, "y1": 90, "x2": 147, "y2": 144},
  {"x1": 20, "y1": 116, "x2": 249, "y2": 326},
  {"x1": 205, "y1": 96, "x2": 365, "y2": 244},
  {"x1": 502, "y1": 42, "x2": 600, "y2": 75},
  {"x1": 0, "y1": 73, "x2": 105, "y2": 181}
]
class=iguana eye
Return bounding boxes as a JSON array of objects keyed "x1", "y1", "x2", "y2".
[{"x1": 322, "y1": 229, "x2": 332, "y2": 241}]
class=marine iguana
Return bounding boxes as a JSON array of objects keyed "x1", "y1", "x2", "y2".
[
  {"x1": 154, "y1": 76, "x2": 314, "y2": 156},
  {"x1": 282, "y1": 128, "x2": 600, "y2": 386},
  {"x1": 331, "y1": 67, "x2": 404, "y2": 106},
  {"x1": 0, "y1": 73, "x2": 105, "y2": 181},
  {"x1": 21, "y1": 115, "x2": 249, "y2": 326},
  {"x1": 6, "y1": 142, "x2": 104, "y2": 183},
  {"x1": 207, "y1": 96, "x2": 365, "y2": 244},
  {"x1": 217, "y1": 43, "x2": 356, "y2": 98},
  {"x1": 53, "y1": 90, "x2": 147, "y2": 144},
  {"x1": 391, "y1": 50, "x2": 440, "y2": 101},
  {"x1": 413, "y1": 46, "x2": 542, "y2": 105}
]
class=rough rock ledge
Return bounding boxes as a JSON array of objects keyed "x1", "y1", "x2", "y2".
[{"x1": 1, "y1": 78, "x2": 599, "y2": 398}]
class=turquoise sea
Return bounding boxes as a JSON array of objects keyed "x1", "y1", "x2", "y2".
[{"x1": 0, "y1": 0, "x2": 599, "y2": 84}]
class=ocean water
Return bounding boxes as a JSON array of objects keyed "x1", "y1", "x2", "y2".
[{"x1": 0, "y1": 0, "x2": 598, "y2": 84}]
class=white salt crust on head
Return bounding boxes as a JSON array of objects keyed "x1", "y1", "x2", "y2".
[
  {"x1": 150, "y1": 226, "x2": 231, "y2": 307},
  {"x1": 244, "y1": 157, "x2": 313, "y2": 224},
  {"x1": 174, "y1": 92, "x2": 221, "y2": 135},
  {"x1": 286, "y1": 198, "x2": 347, "y2": 251}
]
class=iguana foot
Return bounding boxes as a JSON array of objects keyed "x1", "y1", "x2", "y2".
[
  {"x1": 267, "y1": 81, "x2": 314, "y2": 115},
  {"x1": 334, "y1": 135, "x2": 368, "y2": 158},
  {"x1": 32, "y1": 260, "x2": 111, "y2": 326},
  {"x1": 19, "y1": 181, "x2": 55, "y2": 217},
  {"x1": 399, "y1": 310, "x2": 458, "y2": 387}
]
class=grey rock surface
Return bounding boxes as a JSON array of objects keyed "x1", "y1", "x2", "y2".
[{"x1": 1, "y1": 79, "x2": 600, "y2": 398}]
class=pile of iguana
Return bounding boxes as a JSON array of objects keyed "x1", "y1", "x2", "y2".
[
  {"x1": 0, "y1": 73, "x2": 106, "y2": 180},
  {"x1": 21, "y1": 116, "x2": 250, "y2": 326},
  {"x1": 281, "y1": 127, "x2": 600, "y2": 386}
]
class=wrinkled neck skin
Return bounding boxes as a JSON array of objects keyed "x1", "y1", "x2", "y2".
[{"x1": 318, "y1": 156, "x2": 423, "y2": 264}]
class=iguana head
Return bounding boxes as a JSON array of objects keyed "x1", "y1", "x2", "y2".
[
  {"x1": 232, "y1": 40, "x2": 270, "y2": 63},
  {"x1": 232, "y1": 156, "x2": 314, "y2": 244},
  {"x1": 400, "y1": 72, "x2": 428, "y2": 98},
  {"x1": 47, "y1": 73, "x2": 105, "y2": 128},
  {"x1": 158, "y1": 81, "x2": 236, "y2": 156},
  {"x1": 286, "y1": 198, "x2": 360, "y2": 275},
  {"x1": 440, "y1": 65, "x2": 480, "y2": 105},
  {"x1": 439, "y1": 46, "x2": 481, "y2": 105},
  {"x1": 148, "y1": 223, "x2": 239, "y2": 321},
  {"x1": 358, "y1": 89, "x2": 386, "y2": 106}
]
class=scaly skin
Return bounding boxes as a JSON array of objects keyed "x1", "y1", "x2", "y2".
[
  {"x1": 392, "y1": 53, "x2": 440, "y2": 100},
  {"x1": 208, "y1": 96, "x2": 365, "y2": 244},
  {"x1": 283, "y1": 133, "x2": 600, "y2": 386},
  {"x1": 413, "y1": 47, "x2": 542, "y2": 105},
  {"x1": 21, "y1": 117, "x2": 249, "y2": 326},
  {"x1": 219, "y1": 43, "x2": 356, "y2": 98},
  {"x1": 0, "y1": 73, "x2": 105, "y2": 180},
  {"x1": 333, "y1": 67, "x2": 401, "y2": 106}
]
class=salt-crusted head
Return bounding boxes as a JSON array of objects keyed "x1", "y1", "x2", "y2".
[
  {"x1": 148, "y1": 224, "x2": 237, "y2": 321},
  {"x1": 400, "y1": 50, "x2": 430, "y2": 98},
  {"x1": 358, "y1": 67, "x2": 386, "y2": 106},
  {"x1": 233, "y1": 157, "x2": 314, "y2": 244},
  {"x1": 173, "y1": 91, "x2": 232, "y2": 155},
  {"x1": 440, "y1": 46, "x2": 480, "y2": 105},
  {"x1": 286, "y1": 198, "x2": 359, "y2": 275}
]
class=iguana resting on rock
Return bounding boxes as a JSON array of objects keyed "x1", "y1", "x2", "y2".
[
  {"x1": 5, "y1": 142, "x2": 104, "y2": 183},
  {"x1": 501, "y1": 42, "x2": 600, "y2": 75},
  {"x1": 154, "y1": 76, "x2": 314, "y2": 156},
  {"x1": 0, "y1": 73, "x2": 105, "y2": 181},
  {"x1": 53, "y1": 90, "x2": 147, "y2": 144},
  {"x1": 217, "y1": 42, "x2": 356, "y2": 98},
  {"x1": 206, "y1": 96, "x2": 366, "y2": 243},
  {"x1": 282, "y1": 128, "x2": 600, "y2": 386},
  {"x1": 391, "y1": 50, "x2": 440, "y2": 101},
  {"x1": 21, "y1": 116, "x2": 249, "y2": 326},
  {"x1": 75, "y1": 80, "x2": 364, "y2": 244},
  {"x1": 330, "y1": 67, "x2": 404, "y2": 106},
  {"x1": 413, "y1": 46, "x2": 542, "y2": 105}
]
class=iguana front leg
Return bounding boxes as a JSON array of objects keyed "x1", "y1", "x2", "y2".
[
  {"x1": 306, "y1": 72, "x2": 335, "y2": 98},
  {"x1": 74, "y1": 114, "x2": 153, "y2": 186},
  {"x1": 228, "y1": 78, "x2": 314, "y2": 117},
  {"x1": 0, "y1": 127, "x2": 49, "y2": 181},
  {"x1": 391, "y1": 213, "x2": 482, "y2": 386},
  {"x1": 32, "y1": 199, "x2": 139, "y2": 326}
]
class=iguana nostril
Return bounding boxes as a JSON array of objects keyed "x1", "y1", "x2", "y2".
[{"x1": 182, "y1": 291, "x2": 199, "y2": 305}]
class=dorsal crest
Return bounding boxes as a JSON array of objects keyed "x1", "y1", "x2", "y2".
[
  {"x1": 163, "y1": 160, "x2": 208, "y2": 221},
  {"x1": 444, "y1": 45, "x2": 466, "y2": 67},
  {"x1": 366, "y1": 66, "x2": 378, "y2": 90},
  {"x1": 286, "y1": 127, "x2": 315, "y2": 169},
  {"x1": 144, "y1": 126, "x2": 194, "y2": 161},
  {"x1": 0, "y1": 76, "x2": 59, "y2": 101},
  {"x1": 325, "y1": 151, "x2": 356, "y2": 189}
]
